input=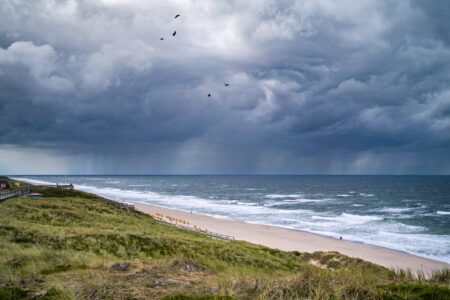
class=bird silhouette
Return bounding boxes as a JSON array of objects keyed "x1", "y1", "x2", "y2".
[
  {"x1": 160, "y1": 38, "x2": 164, "y2": 40},
  {"x1": 172, "y1": 31, "x2": 177, "y2": 37},
  {"x1": 175, "y1": 14, "x2": 180, "y2": 19},
  {"x1": 208, "y1": 93, "x2": 211, "y2": 97},
  {"x1": 224, "y1": 83, "x2": 230, "y2": 86}
]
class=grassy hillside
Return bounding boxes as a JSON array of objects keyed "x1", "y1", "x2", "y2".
[{"x1": 0, "y1": 188, "x2": 448, "y2": 299}]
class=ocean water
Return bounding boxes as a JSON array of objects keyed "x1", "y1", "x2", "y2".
[{"x1": 14, "y1": 175, "x2": 450, "y2": 264}]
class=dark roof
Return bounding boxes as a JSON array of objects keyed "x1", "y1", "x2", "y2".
[{"x1": 0, "y1": 180, "x2": 11, "y2": 187}]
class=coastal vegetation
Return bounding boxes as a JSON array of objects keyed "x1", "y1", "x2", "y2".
[{"x1": 0, "y1": 187, "x2": 448, "y2": 299}]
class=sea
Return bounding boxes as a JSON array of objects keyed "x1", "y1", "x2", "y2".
[{"x1": 13, "y1": 175, "x2": 450, "y2": 264}]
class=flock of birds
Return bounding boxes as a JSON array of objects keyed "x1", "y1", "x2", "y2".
[{"x1": 160, "y1": 14, "x2": 231, "y2": 98}]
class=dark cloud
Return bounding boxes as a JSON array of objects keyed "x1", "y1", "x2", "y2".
[{"x1": 0, "y1": 0, "x2": 449, "y2": 174}]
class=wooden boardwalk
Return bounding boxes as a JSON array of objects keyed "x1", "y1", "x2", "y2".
[{"x1": 0, "y1": 187, "x2": 31, "y2": 202}]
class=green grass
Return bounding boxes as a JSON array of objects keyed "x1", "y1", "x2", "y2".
[
  {"x1": 0, "y1": 188, "x2": 448, "y2": 299},
  {"x1": 31, "y1": 187, "x2": 104, "y2": 200}
]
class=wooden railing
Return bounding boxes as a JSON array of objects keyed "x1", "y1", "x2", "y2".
[
  {"x1": 30, "y1": 184, "x2": 74, "y2": 191},
  {"x1": 153, "y1": 219, "x2": 235, "y2": 241},
  {"x1": 0, "y1": 187, "x2": 31, "y2": 202}
]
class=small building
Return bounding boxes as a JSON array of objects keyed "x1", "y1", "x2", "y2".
[
  {"x1": 15, "y1": 182, "x2": 20, "y2": 187},
  {"x1": 0, "y1": 180, "x2": 11, "y2": 190}
]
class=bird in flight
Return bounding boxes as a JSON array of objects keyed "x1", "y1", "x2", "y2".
[{"x1": 159, "y1": 14, "x2": 233, "y2": 99}]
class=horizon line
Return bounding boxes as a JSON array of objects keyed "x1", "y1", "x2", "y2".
[{"x1": 5, "y1": 174, "x2": 450, "y2": 176}]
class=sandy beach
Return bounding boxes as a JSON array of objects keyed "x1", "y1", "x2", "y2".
[{"x1": 131, "y1": 201, "x2": 449, "y2": 276}]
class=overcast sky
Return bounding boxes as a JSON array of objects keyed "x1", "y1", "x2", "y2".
[{"x1": 1, "y1": 0, "x2": 449, "y2": 175}]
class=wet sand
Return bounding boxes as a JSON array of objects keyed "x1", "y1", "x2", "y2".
[{"x1": 131, "y1": 201, "x2": 449, "y2": 276}]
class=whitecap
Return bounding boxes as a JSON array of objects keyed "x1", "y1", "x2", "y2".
[
  {"x1": 105, "y1": 180, "x2": 121, "y2": 184},
  {"x1": 265, "y1": 194, "x2": 302, "y2": 199},
  {"x1": 285, "y1": 198, "x2": 325, "y2": 203},
  {"x1": 312, "y1": 213, "x2": 382, "y2": 224},
  {"x1": 223, "y1": 200, "x2": 238, "y2": 204},
  {"x1": 311, "y1": 216, "x2": 334, "y2": 221},
  {"x1": 378, "y1": 207, "x2": 413, "y2": 213},
  {"x1": 237, "y1": 201, "x2": 258, "y2": 206},
  {"x1": 263, "y1": 198, "x2": 326, "y2": 207},
  {"x1": 437, "y1": 211, "x2": 450, "y2": 215},
  {"x1": 383, "y1": 222, "x2": 426, "y2": 233}
]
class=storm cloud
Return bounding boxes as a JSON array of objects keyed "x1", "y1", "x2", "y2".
[{"x1": 0, "y1": 0, "x2": 449, "y2": 174}]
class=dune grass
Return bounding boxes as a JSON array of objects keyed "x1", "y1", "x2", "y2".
[{"x1": 0, "y1": 188, "x2": 448, "y2": 299}]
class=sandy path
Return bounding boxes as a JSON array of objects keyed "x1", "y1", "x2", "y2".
[{"x1": 131, "y1": 201, "x2": 449, "y2": 277}]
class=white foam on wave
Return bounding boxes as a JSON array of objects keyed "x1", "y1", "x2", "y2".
[
  {"x1": 73, "y1": 184, "x2": 313, "y2": 218},
  {"x1": 373, "y1": 231, "x2": 450, "y2": 263},
  {"x1": 293, "y1": 219, "x2": 448, "y2": 263},
  {"x1": 222, "y1": 200, "x2": 259, "y2": 206},
  {"x1": 359, "y1": 193, "x2": 375, "y2": 197},
  {"x1": 269, "y1": 214, "x2": 449, "y2": 263},
  {"x1": 312, "y1": 213, "x2": 382, "y2": 224},
  {"x1": 265, "y1": 194, "x2": 302, "y2": 199},
  {"x1": 337, "y1": 194, "x2": 350, "y2": 197},
  {"x1": 264, "y1": 198, "x2": 326, "y2": 207},
  {"x1": 352, "y1": 204, "x2": 364, "y2": 207},
  {"x1": 378, "y1": 207, "x2": 413, "y2": 213},
  {"x1": 105, "y1": 180, "x2": 121, "y2": 184},
  {"x1": 76, "y1": 184, "x2": 158, "y2": 201},
  {"x1": 285, "y1": 198, "x2": 325, "y2": 203},
  {"x1": 237, "y1": 201, "x2": 258, "y2": 206},
  {"x1": 223, "y1": 200, "x2": 238, "y2": 204},
  {"x1": 387, "y1": 222, "x2": 426, "y2": 232},
  {"x1": 437, "y1": 211, "x2": 450, "y2": 215},
  {"x1": 12, "y1": 177, "x2": 56, "y2": 185}
]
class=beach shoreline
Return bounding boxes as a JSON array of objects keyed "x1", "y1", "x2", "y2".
[
  {"x1": 12, "y1": 177, "x2": 450, "y2": 275},
  {"x1": 130, "y1": 201, "x2": 449, "y2": 276}
]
